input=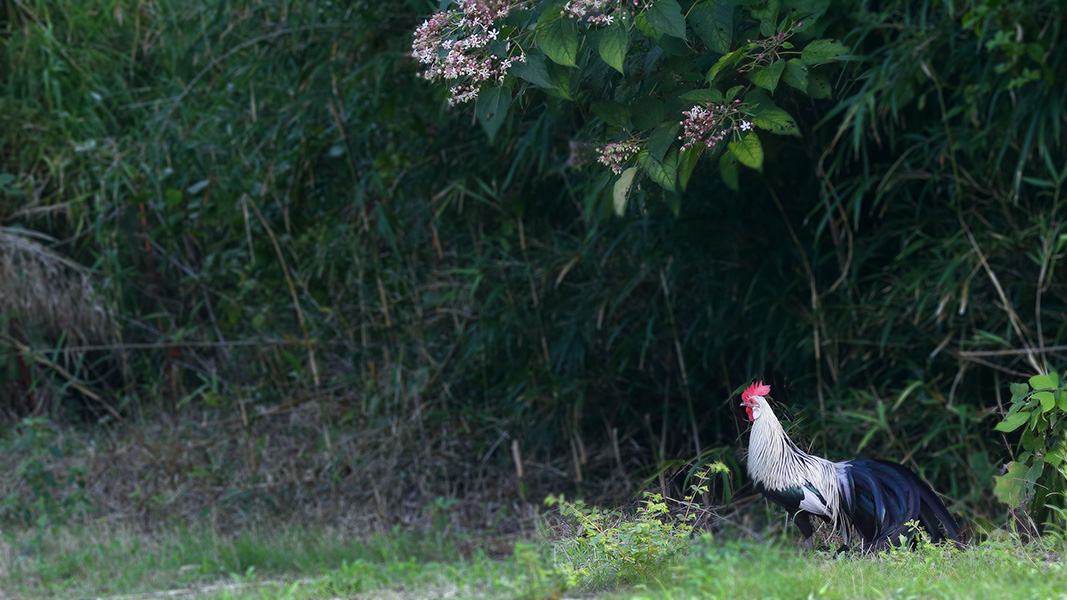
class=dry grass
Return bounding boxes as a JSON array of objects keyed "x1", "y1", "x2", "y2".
[
  {"x1": 0, "y1": 226, "x2": 114, "y2": 343},
  {"x1": 0, "y1": 398, "x2": 643, "y2": 537}
]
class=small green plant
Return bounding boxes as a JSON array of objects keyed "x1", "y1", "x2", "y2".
[
  {"x1": 993, "y1": 372, "x2": 1067, "y2": 529},
  {"x1": 0, "y1": 417, "x2": 92, "y2": 530},
  {"x1": 544, "y1": 465, "x2": 726, "y2": 591},
  {"x1": 421, "y1": 496, "x2": 461, "y2": 533}
]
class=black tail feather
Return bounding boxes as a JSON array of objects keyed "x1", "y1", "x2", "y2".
[{"x1": 844, "y1": 459, "x2": 961, "y2": 550}]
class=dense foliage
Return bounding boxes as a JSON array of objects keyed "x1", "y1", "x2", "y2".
[{"x1": 0, "y1": 0, "x2": 1065, "y2": 528}]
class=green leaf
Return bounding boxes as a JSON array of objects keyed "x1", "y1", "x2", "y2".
[
  {"x1": 807, "y1": 71, "x2": 831, "y2": 98},
  {"x1": 751, "y1": 0, "x2": 779, "y2": 36},
  {"x1": 783, "y1": 0, "x2": 830, "y2": 21},
  {"x1": 782, "y1": 59, "x2": 808, "y2": 92},
  {"x1": 1030, "y1": 373, "x2": 1057, "y2": 389},
  {"x1": 591, "y1": 100, "x2": 632, "y2": 129},
  {"x1": 538, "y1": 19, "x2": 579, "y2": 66},
  {"x1": 719, "y1": 151, "x2": 739, "y2": 190},
  {"x1": 647, "y1": 121, "x2": 680, "y2": 161},
  {"x1": 994, "y1": 410, "x2": 1031, "y2": 433},
  {"x1": 645, "y1": 0, "x2": 686, "y2": 39},
  {"x1": 1009, "y1": 382, "x2": 1031, "y2": 402},
  {"x1": 727, "y1": 132, "x2": 763, "y2": 171},
  {"x1": 613, "y1": 167, "x2": 638, "y2": 216},
  {"x1": 599, "y1": 23, "x2": 628, "y2": 73},
  {"x1": 752, "y1": 107, "x2": 799, "y2": 136},
  {"x1": 801, "y1": 38, "x2": 848, "y2": 65},
  {"x1": 636, "y1": 148, "x2": 679, "y2": 192},
  {"x1": 690, "y1": 0, "x2": 733, "y2": 54},
  {"x1": 678, "y1": 145, "x2": 702, "y2": 191},
  {"x1": 1058, "y1": 390, "x2": 1067, "y2": 412},
  {"x1": 630, "y1": 98, "x2": 666, "y2": 129},
  {"x1": 708, "y1": 48, "x2": 744, "y2": 82},
  {"x1": 476, "y1": 87, "x2": 511, "y2": 142},
  {"x1": 511, "y1": 52, "x2": 554, "y2": 88},
  {"x1": 679, "y1": 88, "x2": 724, "y2": 105},
  {"x1": 993, "y1": 461, "x2": 1030, "y2": 507},
  {"x1": 1035, "y1": 391, "x2": 1056, "y2": 413},
  {"x1": 749, "y1": 60, "x2": 786, "y2": 93}
]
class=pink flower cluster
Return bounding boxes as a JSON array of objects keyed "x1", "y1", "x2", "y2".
[
  {"x1": 563, "y1": 0, "x2": 613, "y2": 26},
  {"x1": 561, "y1": 0, "x2": 650, "y2": 27},
  {"x1": 596, "y1": 141, "x2": 640, "y2": 174},
  {"x1": 412, "y1": 0, "x2": 528, "y2": 105},
  {"x1": 678, "y1": 100, "x2": 752, "y2": 152}
]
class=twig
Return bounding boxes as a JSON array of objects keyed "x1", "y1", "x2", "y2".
[{"x1": 0, "y1": 334, "x2": 122, "y2": 420}]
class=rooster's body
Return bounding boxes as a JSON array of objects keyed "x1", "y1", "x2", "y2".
[{"x1": 741, "y1": 382, "x2": 962, "y2": 551}]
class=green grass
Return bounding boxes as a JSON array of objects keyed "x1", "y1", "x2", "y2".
[
  {"x1": 631, "y1": 536, "x2": 1067, "y2": 599},
  {"x1": 6, "y1": 522, "x2": 1067, "y2": 599}
]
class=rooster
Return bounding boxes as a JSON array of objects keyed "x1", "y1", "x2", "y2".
[{"x1": 740, "y1": 381, "x2": 962, "y2": 551}]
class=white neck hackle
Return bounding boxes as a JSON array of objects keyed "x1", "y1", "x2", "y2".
[{"x1": 745, "y1": 395, "x2": 851, "y2": 541}]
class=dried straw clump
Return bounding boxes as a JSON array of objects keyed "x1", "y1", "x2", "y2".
[{"x1": 0, "y1": 226, "x2": 114, "y2": 343}]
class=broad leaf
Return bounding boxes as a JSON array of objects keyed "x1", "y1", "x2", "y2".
[
  {"x1": 630, "y1": 98, "x2": 666, "y2": 129},
  {"x1": 645, "y1": 0, "x2": 686, "y2": 39},
  {"x1": 719, "y1": 151, "x2": 739, "y2": 190},
  {"x1": 751, "y1": 0, "x2": 780, "y2": 36},
  {"x1": 807, "y1": 71, "x2": 831, "y2": 98},
  {"x1": 591, "y1": 100, "x2": 632, "y2": 129},
  {"x1": 1036, "y1": 391, "x2": 1056, "y2": 413},
  {"x1": 538, "y1": 19, "x2": 578, "y2": 66},
  {"x1": 1029, "y1": 373, "x2": 1058, "y2": 389},
  {"x1": 749, "y1": 60, "x2": 786, "y2": 92},
  {"x1": 782, "y1": 59, "x2": 808, "y2": 92},
  {"x1": 678, "y1": 145, "x2": 702, "y2": 191},
  {"x1": 476, "y1": 86, "x2": 511, "y2": 142},
  {"x1": 647, "y1": 121, "x2": 680, "y2": 161},
  {"x1": 993, "y1": 461, "x2": 1030, "y2": 507},
  {"x1": 613, "y1": 167, "x2": 638, "y2": 216},
  {"x1": 801, "y1": 38, "x2": 848, "y2": 65},
  {"x1": 680, "y1": 88, "x2": 724, "y2": 105},
  {"x1": 636, "y1": 148, "x2": 679, "y2": 192},
  {"x1": 994, "y1": 410, "x2": 1031, "y2": 432},
  {"x1": 708, "y1": 48, "x2": 744, "y2": 82},
  {"x1": 599, "y1": 23, "x2": 628, "y2": 73},
  {"x1": 1009, "y1": 382, "x2": 1030, "y2": 402},
  {"x1": 690, "y1": 0, "x2": 733, "y2": 53},
  {"x1": 511, "y1": 52, "x2": 554, "y2": 88},
  {"x1": 753, "y1": 107, "x2": 799, "y2": 136},
  {"x1": 727, "y1": 132, "x2": 764, "y2": 171}
]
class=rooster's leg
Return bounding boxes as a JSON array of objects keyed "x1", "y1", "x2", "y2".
[{"x1": 792, "y1": 512, "x2": 816, "y2": 553}]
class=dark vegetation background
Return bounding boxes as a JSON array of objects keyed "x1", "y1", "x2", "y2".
[{"x1": 0, "y1": 0, "x2": 1064, "y2": 535}]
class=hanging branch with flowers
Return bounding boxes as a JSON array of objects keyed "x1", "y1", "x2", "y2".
[{"x1": 412, "y1": 0, "x2": 849, "y2": 214}]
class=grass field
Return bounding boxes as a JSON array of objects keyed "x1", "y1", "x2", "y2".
[{"x1": 4, "y1": 522, "x2": 1066, "y2": 599}]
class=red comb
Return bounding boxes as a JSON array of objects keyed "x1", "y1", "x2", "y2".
[{"x1": 742, "y1": 380, "x2": 771, "y2": 402}]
